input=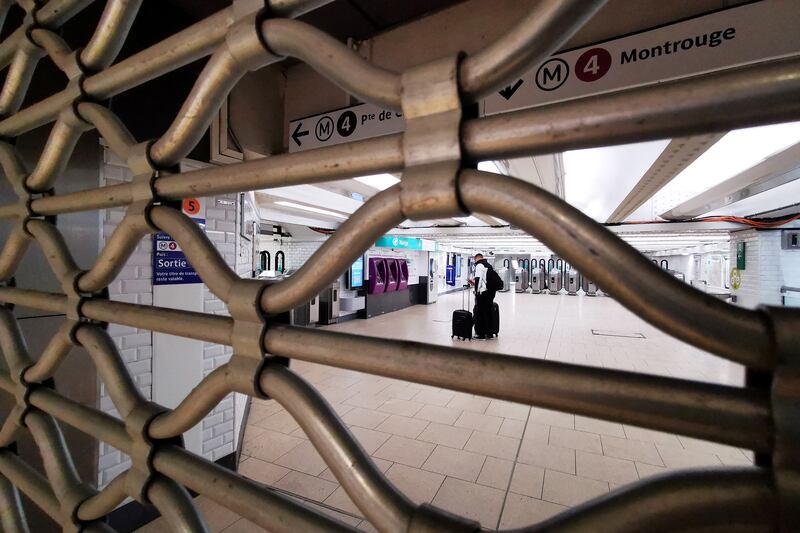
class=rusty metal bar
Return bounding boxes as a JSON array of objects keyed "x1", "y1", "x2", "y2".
[{"x1": 264, "y1": 326, "x2": 772, "y2": 452}]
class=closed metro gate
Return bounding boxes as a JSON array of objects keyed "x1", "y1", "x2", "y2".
[{"x1": 0, "y1": 0, "x2": 798, "y2": 532}]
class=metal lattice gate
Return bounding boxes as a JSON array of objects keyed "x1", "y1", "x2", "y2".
[{"x1": 0, "y1": 0, "x2": 798, "y2": 531}]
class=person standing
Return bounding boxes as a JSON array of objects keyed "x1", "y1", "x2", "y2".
[{"x1": 471, "y1": 253, "x2": 497, "y2": 339}]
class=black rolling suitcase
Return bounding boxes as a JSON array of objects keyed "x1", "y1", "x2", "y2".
[
  {"x1": 452, "y1": 285, "x2": 473, "y2": 340},
  {"x1": 489, "y1": 302, "x2": 500, "y2": 338},
  {"x1": 474, "y1": 301, "x2": 500, "y2": 338}
]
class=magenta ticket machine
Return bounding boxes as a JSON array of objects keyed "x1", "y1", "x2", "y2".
[
  {"x1": 398, "y1": 260, "x2": 409, "y2": 290},
  {"x1": 386, "y1": 258, "x2": 399, "y2": 292},
  {"x1": 368, "y1": 257, "x2": 386, "y2": 294}
]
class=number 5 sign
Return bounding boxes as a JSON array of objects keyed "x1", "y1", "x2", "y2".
[{"x1": 181, "y1": 197, "x2": 205, "y2": 220}]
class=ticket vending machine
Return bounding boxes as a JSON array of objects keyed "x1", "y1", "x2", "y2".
[
  {"x1": 368, "y1": 257, "x2": 386, "y2": 294},
  {"x1": 386, "y1": 258, "x2": 399, "y2": 292},
  {"x1": 398, "y1": 260, "x2": 409, "y2": 290}
]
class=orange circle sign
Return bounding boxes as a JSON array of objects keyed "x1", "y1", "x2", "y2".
[{"x1": 182, "y1": 198, "x2": 201, "y2": 216}]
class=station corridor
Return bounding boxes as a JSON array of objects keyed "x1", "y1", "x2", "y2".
[{"x1": 142, "y1": 291, "x2": 751, "y2": 532}]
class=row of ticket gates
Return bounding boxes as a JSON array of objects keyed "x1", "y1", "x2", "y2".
[{"x1": 495, "y1": 259, "x2": 601, "y2": 296}]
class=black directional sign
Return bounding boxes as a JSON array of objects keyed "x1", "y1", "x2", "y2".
[
  {"x1": 291, "y1": 122, "x2": 309, "y2": 147},
  {"x1": 498, "y1": 79, "x2": 523, "y2": 100},
  {"x1": 288, "y1": 102, "x2": 404, "y2": 153}
]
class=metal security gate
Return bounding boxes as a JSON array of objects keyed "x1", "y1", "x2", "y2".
[{"x1": 0, "y1": 0, "x2": 798, "y2": 531}]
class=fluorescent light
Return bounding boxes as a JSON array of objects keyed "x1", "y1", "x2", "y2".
[
  {"x1": 354, "y1": 173, "x2": 400, "y2": 190},
  {"x1": 274, "y1": 201, "x2": 348, "y2": 219}
]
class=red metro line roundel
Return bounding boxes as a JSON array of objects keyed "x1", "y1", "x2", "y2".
[{"x1": 575, "y1": 47, "x2": 612, "y2": 82}]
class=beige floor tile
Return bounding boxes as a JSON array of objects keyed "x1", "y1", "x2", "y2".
[
  {"x1": 194, "y1": 495, "x2": 241, "y2": 532},
  {"x1": 221, "y1": 518, "x2": 266, "y2": 532},
  {"x1": 499, "y1": 493, "x2": 567, "y2": 529},
  {"x1": 253, "y1": 410, "x2": 301, "y2": 435},
  {"x1": 477, "y1": 456, "x2": 514, "y2": 490},
  {"x1": 344, "y1": 392, "x2": 389, "y2": 410},
  {"x1": 415, "y1": 404, "x2": 462, "y2": 425},
  {"x1": 509, "y1": 463, "x2": 545, "y2": 498},
  {"x1": 384, "y1": 463, "x2": 445, "y2": 504},
  {"x1": 576, "y1": 451, "x2": 638, "y2": 485},
  {"x1": 635, "y1": 461, "x2": 668, "y2": 479},
  {"x1": 574, "y1": 416, "x2": 626, "y2": 438},
  {"x1": 422, "y1": 445, "x2": 486, "y2": 482},
  {"x1": 417, "y1": 422, "x2": 473, "y2": 449},
  {"x1": 517, "y1": 441, "x2": 576, "y2": 474},
  {"x1": 274, "y1": 471, "x2": 338, "y2": 502},
  {"x1": 373, "y1": 435, "x2": 436, "y2": 468},
  {"x1": 678, "y1": 436, "x2": 752, "y2": 464},
  {"x1": 237, "y1": 457, "x2": 289, "y2": 485},
  {"x1": 319, "y1": 457, "x2": 392, "y2": 483},
  {"x1": 549, "y1": 427, "x2": 602, "y2": 454},
  {"x1": 499, "y1": 418, "x2": 525, "y2": 439},
  {"x1": 541, "y1": 470, "x2": 609, "y2": 507},
  {"x1": 656, "y1": 443, "x2": 721, "y2": 469},
  {"x1": 382, "y1": 383, "x2": 419, "y2": 400},
  {"x1": 447, "y1": 394, "x2": 490, "y2": 414},
  {"x1": 342, "y1": 407, "x2": 389, "y2": 429},
  {"x1": 275, "y1": 441, "x2": 329, "y2": 476},
  {"x1": 529, "y1": 407, "x2": 574, "y2": 429},
  {"x1": 485, "y1": 400, "x2": 530, "y2": 421},
  {"x1": 242, "y1": 429, "x2": 304, "y2": 462},
  {"x1": 431, "y1": 477, "x2": 506, "y2": 527},
  {"x1": 454, "y1": 411, "x2": 504, "y2": 433},
  {"x1": 247, "y1": 401, "x2": 283, "y2": 424},
  {"x1": 522, "y1": 423, "x2": 550, "y2": 444},
  {"x1": 242, "y1": 424, "x2": 267, "y2": 443},
  {"x1": 464, "y1": 431, "x2": 520, "y2": 460},
  {"x1": 318, "y1": 386, "x2": 359, "y2": 405},
  {"x1": 324, "y1": 486, "x2": 362, "y2": 516},
  {"x1": 413, "y1": 388, "x2": 456, "y2": 407},
  {"x1": 376, "y1": 414, "x2": 429, "y2": 438},
  {"x1": 379, "y1": 398, "x2": 425, "y2": 417},
  {"x1": 601, "y1": 435, "x2": 663, "y2": 466},
  {"x1": 349, "y1": 426, "x2": 392, "y2": 454},
  {"x1": 623, "y1": 425, "x2": 683, "y2": 448}
]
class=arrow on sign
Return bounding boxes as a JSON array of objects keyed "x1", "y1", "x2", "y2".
[
  {"x1": 498, "y1": 79, "x2": 524, "y2": 100},
  {"x1": 291, "y1": 122, "x2": 309, "y2": 146}
]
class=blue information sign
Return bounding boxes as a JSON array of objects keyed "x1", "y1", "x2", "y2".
[
  {"x1": 153, "y1": 219, "x2": 205, "y2": 285},
  {"x1": 349, "y1": 256, "x2": 364, "y2": 289}
]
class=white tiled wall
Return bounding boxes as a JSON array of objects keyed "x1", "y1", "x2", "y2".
[
  {"x1": 730, "y1": 228, "x2": 800, "y2": 308},
  {"x1": 97, "y1": 151, "x2": 239, "y2": 486}
]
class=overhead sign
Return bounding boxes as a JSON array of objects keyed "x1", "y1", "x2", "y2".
[
  {"x1": 484, "y1": 0, "x2": 800, "y2": 114},
  {"x1": 289, "y1": 102, "x2": 404, "y2": 153},
  {"x1": 153, "y1": 198, "x2": 206, "y2": 285},
  {"x1": 289, "y1": 2, "x2": 800, "y2": 150},
  {"x1": 375, "y1": 235, "x2": 435, "y2": 251}
]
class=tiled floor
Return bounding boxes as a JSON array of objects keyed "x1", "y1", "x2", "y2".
[{"x1": 140, "y1": 291, "x2": 753, "y2": 531}]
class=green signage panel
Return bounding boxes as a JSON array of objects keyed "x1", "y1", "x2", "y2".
[{"x1": 736, "y1": 241, "x2": 746, "y2": 270}]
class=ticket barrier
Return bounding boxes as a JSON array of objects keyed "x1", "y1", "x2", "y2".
[
  {"x1": 549, "y1": 268, "x2": 562, "y2": 294},
  {"x1": 567, "y1": 271, "x2": 580, "y2": 295},
  {"x1": 530, "y1": 267, "x2": 545, "y2": 293}
]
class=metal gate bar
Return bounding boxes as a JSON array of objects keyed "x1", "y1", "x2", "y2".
[{"x1": 0, "y1": 0, "x2": 797, "y2": 531}]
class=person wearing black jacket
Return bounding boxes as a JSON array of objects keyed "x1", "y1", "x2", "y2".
[{"x1": 471, "y1": 253, "x2": 496, "y2": 340}]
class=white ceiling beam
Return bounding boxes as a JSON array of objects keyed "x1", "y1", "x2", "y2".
[
  {"x1": 660, "y1": 141, "x2": 800, "y2": 220},
  {"x1": 606, "y1": 133, "x2": 725, "y2": 223}
]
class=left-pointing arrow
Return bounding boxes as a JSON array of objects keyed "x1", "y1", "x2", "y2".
[{"x1": 292, "y1": 122, "x2": 309, "y2": 146}]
